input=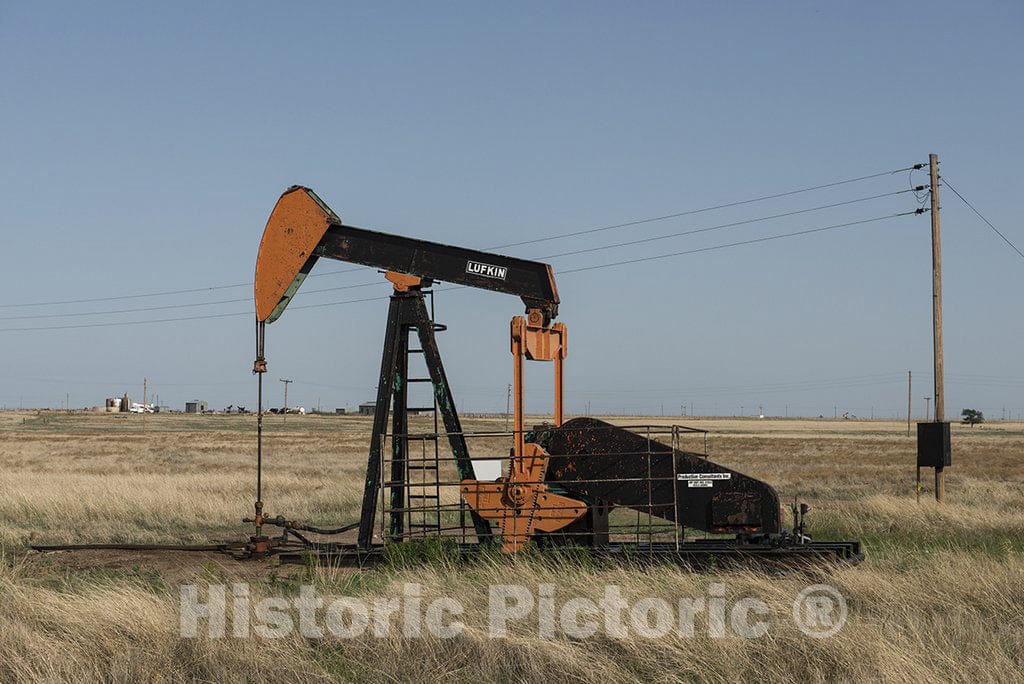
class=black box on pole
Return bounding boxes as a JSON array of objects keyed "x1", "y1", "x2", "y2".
[{"x1": 917, "y1": 422, "x2": 952, "y2": 468}]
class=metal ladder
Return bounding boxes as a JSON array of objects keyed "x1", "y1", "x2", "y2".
[{"x1": 402, "y1": 289, "x2": 445, "y2": 537}]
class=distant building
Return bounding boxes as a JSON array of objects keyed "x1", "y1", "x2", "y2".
[
  {"x1": 185, "y1": 400, "x2": 208, "y2": 414},
  {"x1": 335, "y1": 408, "x2": 347, "y2": 415},
  {"x1": 358, "y1": 402, "x2": 376, "y2": 416}
]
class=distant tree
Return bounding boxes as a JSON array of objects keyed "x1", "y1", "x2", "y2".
[{"x1": 961, "y1": 408, "x2": 984, "y2": 427}]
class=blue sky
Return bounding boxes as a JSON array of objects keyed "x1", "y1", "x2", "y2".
[{"x1": 1, "y1": 2, "x2": 1021, "y2": 418}]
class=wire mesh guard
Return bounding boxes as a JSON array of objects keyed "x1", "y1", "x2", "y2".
[{"x1": 378, "y1": 423, "x2": 711, "y2": 552}]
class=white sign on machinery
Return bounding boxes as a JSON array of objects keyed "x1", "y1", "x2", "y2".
[{"x1": 676, "y1": 472, "x2": 732, "y2": 488}]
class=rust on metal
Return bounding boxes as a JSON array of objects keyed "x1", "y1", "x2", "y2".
[
  {"x1": 540, "y1": 417, "x2": 783, "y2": 535},
  {"x1": 254, "y1": 186, "x2": 338, "y2": 323}
]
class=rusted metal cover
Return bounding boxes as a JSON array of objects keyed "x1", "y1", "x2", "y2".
[
  {"x1": 254, "y1": 186, "x2": 340, "y2": 323},
  {"x1": 538, "y1": 417, "x2": 782, "y2": 535}
]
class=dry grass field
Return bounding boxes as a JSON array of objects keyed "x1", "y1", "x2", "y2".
[{"x1": 0, "y1": 411, "x2": 1021, "y2": 682}]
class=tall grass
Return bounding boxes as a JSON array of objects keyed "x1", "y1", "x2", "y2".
[{"x1": 0, "y1": 412, "x2": 1021, "y2": 681}]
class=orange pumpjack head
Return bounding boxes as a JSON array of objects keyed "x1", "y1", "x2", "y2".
[{"x1": 254, "y1": 186, "x2": 340, "y2": 324}]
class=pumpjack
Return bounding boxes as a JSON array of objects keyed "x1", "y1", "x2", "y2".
[{"x1": 247, "y1": 186, "x2": 862, "y2": 565}]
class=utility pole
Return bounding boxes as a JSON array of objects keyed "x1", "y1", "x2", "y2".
[
  {"x1": 834, "y1": 405, "x2": 837, "y2": 419},
  {"x1": 505, "y1": 383, "x2": 512, "y2": 430},
  {"x1": 907, "y1": 371, "x2": 912, "y2": 437},
  {"x1": 280, "y1": 378, "x2": 292, "y2": 422},
  {"x1": 142, "y1": 378, "x2": 147, "y2": 431},
  {"x1": 929, "y1": 153, "x2": 946, "y2": 503},
  {"x1": 930, "y1": 154, "x2": 944, "y2": 425}
]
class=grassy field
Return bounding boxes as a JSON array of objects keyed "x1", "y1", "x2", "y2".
[{"x1": 1, "y1": 411, "x2": 1021, "y2": 682}]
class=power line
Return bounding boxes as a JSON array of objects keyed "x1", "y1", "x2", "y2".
[
  {"x1": 2, "y1": 295, "x2": 254, "y2": 321},
  {"x1": 559, "y1": 210, "x2": 923, "y2": 275},
  {"x1": 6, "y1": 190, "x2": 912, "y2": 322},
  {"x1": 0, "y1": 163, "x2": 922, "y2": 310},
  {"x1": 215, "y1": 164, "x2": 926, "y2": 282},
  {"x1": 1, "y1": 279, "x2": 386, "y2": 321},
  {"x1": 942, "y1": 177, "x2": 1024, "y2": 261},
  {"x1": 539, "y1": 189, "x2": 913, "y2": 261},
  {"x1": 0, "y1": 210, "x2": 923, "y2": 332},
  {"x1": 488, "y1": 164, "x2": 923, "y2": 250},
  {"x1": 0, "y1": 293, "x2": 397, "y2": 332},
  {"x1": 0, "y1": 281, "x2": 254, "y2": 309},
  {"x1": 0, "y1": 309, "x2": 253, "y2": 332}
]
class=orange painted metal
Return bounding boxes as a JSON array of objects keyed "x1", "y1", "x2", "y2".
[
  {"x1": 511, "y1": 316, "x2": 527, "y2": 459},
  {"x1": 460, "y1": 443, "x2": 586, "y2": 553},
  {"x1": 514, "y1": 312, "x2": 567, "y2": 428},
  {"x1": 554, "y1": 331, "x2": 564, "y2": 426},
  {"x1": 254, "y1": 186, "x2": 339, "y2": 323},
  {"x1": 384, "y1": 271, "x2": 423, "y2": 292},
  {"x1": 522, "y1": 315, "x2": 566, "y2": 365},
  {"x1": 464, "y1": 312, "x2": 575, "y2": 552}
]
